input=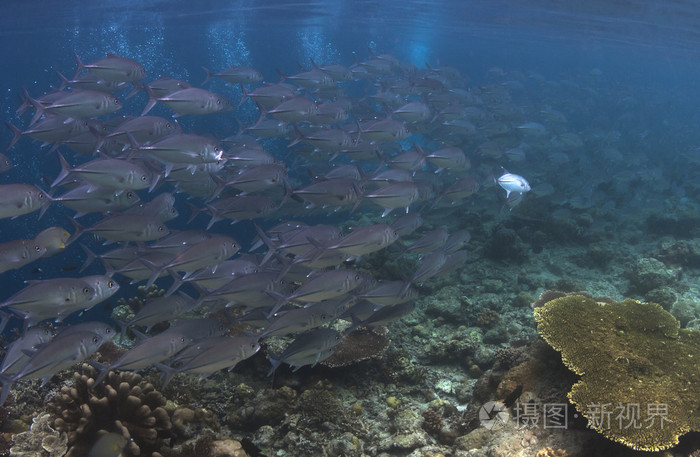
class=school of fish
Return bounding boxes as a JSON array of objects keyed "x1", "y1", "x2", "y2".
[{"x1": 0, "y1": 51, "x2": 534, "y2": 404}]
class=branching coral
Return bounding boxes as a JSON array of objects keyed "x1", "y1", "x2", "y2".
[
  {"x1": 534, "y1": 294, "x2": 700, "y2": 451},
  {"x1": 48, "y1": 364, "x2": 173, "y2": 457}
]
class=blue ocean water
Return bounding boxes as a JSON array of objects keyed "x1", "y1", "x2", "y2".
[
  {"x1": 2, "y1": 0, "x2": 699, "y2": 293},
  {"x1": 1, "y1": 0, "x2": 699, "y2": 455}
]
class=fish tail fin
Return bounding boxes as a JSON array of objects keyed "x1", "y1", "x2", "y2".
[
  {"x1": 185, "y1": 201, "x2": 202, "y2": 224},
  {"x1": 200, "y1": 66, "x2": 213, "y2": 86},
  {"x1": 141, "y1": 85, "x2": 157, "y2": 116},
  {"x1": 264, "y1": 290, "x2": 288, "y2": 319},
  {"x1": 238, "y1": 84, "x2": 249, "y2": 107},
  {"x1": 0, "y1": 311, "x2": 12, "y2": 336},
  {"x1": 141, "y1": 257, "x2": 164, "y2": 289},
  {"x1": 15, "y1": 87, "x2": 31, "y2": 117},
  {"x1": 28, "y1": 96, "x2": 45, "y2": 125},
  {"x1": 73, "y1": 52, "x2": 86, "y2": 79},
  {"x1": 65, "y1": 216, "x2": 85, "y2": 246},
  {"x1": 88, "y1": 361, "x2": 111, "y2": 385},
  {"x1": 51, "y1": 151, "x2": 72, "y2": 189},
  {"x1": 4, "y1": 122, "x2": 23, "y2": 151},
  {"x1": 0, "y1": 374, "x2": 14, "y2": 406},
  {"x1": 350, "y1": 181, "x2": 365, "y2": 213},
  {"x1": 56, "y1": 71, "x2": 71, "y2": 91},
  {"x1": 275, "y1": 68, "x2": 287, "y2": 82},
  {"x1": 206, "y1": 174, "x2": 227, "y2": 203},
  {"x1": 204, "y1": 205, "x2": 220, "y2": 230},
  {"x1": 252, "y1": 222, "x2": 278, "y2": 266},
  {"x1": 266, "y1": 357, "x2": 282, "y2": 377},
  {"x1": 115, "y1": 319, "x2": 128, "y2": 344},
  {"x1": 154, "y1": 362, "x2": 178, "y2": 389},
  {"x1": 125, "y1": 81, "x2": 143, "y2": 99},
  {"x1": 164, "y1": 269, "x2": 183, "y2": 297},
  {"x1": 287, "y1": 124, "x2": 305, "y2": 148}
]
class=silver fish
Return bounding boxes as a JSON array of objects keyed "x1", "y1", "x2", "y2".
[
  {"x1": 267, "y1": 327, "x2": 342, "y2": 376},
  {"x1": 357, "y1": 117, "x2": 409, "y2": 142},
  {"x1": 143, "y1": 87, "x2": 234, "y2": 117},
  {"x1": 0, "y1": 184, "x2": 49, "y2": 220},
  {"x1": 411, "y1": 251, "x2": 447, "y2": 285},
  {"x1": 68, "y1": 214, "x2": 169, "y2": 244},
  {"x1": 259, "y1": 298, "x2": 346, "y2": 338},
  {"x1": 265, "y1": 97, "x2": 318, "y2": 123},
  {"x1": 0, "y1": 326, "x2": 52, "y2": 376},
  {"x1": 117, "y1": 292, "x2": 197, "y2": 337},
  {"x1": 124, "y1": 192, "x2": 178, "y2": 221},
  {"x1": 93, "y1": 327, "x2": 193, "y2": 384},
  {"x1": 6, "y1": 116, "x2": 88, "y2": 150},
  {"x1": 135, "y1": 133, "x2": 224, "y2": 172},
  {"x1": 496, "y1": 170, "x2": 531, "y2": 198},
  {"x1": 356, "y1": 280, "x2": 417, "y2": 306},
  {"x1": 390, "y1": 212, "x2": 423, "y2": 237},
  {"x1": 143, "y1": 234, "x2": 240, "y2": 288},
  {"x1": 311, "y1": 224, "x2": 398, "y2": 257},
  {"x1": 241, "y1": 83, "x2": 298, "y2": 108},
  {"x1": 359, "y1": 181, "x2": 420, "y2": 217},
  {"x1": 52, "y1": 185, "x2": 141, "y2": 217},
  {"x1": 52, "y1": 152, "x2": 153, "y2": 191},
  {"x1": 0, "y1": 330, "x2": 107, "y2": 404},
  {"x1": 425, "y1": 146, "x2": 469, "y2": 173},
  {"x1": 0, "y1": 239, "x2": 47, "y2": 274},
  {"x1": 202, "y1": 65, "x2": 262, "y2": 85},
  {"x1": 106, "y1": 116, "x2": 180, "y2": 145},
  {"x1": 74, "y1": 53, "x2": 146, "y2": 82},
  {"x1": 30, "y1": 90, "x2": 122, "y2": 123},
  {"x1": 403, "y1": 228, "x2": 450, "y2": 254},
  {"x1": 158, "y1": 335, "x2": 260, "y2": 387}
]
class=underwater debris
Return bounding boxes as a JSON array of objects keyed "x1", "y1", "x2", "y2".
[{"x1": 534, "y1": 294, "x2": 700, "y2": 451}]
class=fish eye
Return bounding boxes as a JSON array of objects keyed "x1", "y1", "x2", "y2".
[
  {"x1": 141, "y1": 175, "x2": 148, "y2": 181},
  {"x1": 158, "y1": 226, "x2": 165, "y2": 231},
  {"x1": 114, "y1": 99, "x2": 120, "y2": 104},
  {"x1": 38, "y1": 192, "x2": 45, "y2": 199},
  {"x1": 180, "y1": 337, "x2": 186, "y2": 342},
  {"x1": 83, "y1": 287, "x2": 91, "y2": 294},
  {"x1": 166, "y1": 122, "x2": 171, "y2": 128},
  {"x1": 34, "y1": 245, "x2": 42, "y2": 252},
  {"x1": 108, "y1": 280, "x2": 115, "y2": 287},
  {"x1": 355, "y1": 274, "x2": 361, "y2": 280},
  {"x1": 93, "y1": 336, "x2": 100, "y2": 343},
  {"x1": 217, "y1": 99, "x2": 221, "y2": 105}
]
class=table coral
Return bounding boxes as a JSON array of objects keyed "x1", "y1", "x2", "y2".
[{"x1": 534, "y1": 294, "x2": 700, "y2": 451}]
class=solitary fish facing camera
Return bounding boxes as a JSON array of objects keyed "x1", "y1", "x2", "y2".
[{"x1": 496, "y1": 169, "x2": 531, "y2": 198}]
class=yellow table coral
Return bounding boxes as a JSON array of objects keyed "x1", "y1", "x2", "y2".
[{"x1": 534, "y1": 294, "x2": 699, "y2": 451}]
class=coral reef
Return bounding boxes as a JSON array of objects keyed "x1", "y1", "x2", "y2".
[
  {"x1": 320, "y1": 327, "x2": 390, "y2": 368},
  {"x1": 534, "y1": 294, "x2": 700, "y2": 451},
  {"x1": 626, "y1": 257, "x2": 679, "y2": 295},
  {"x1": 9, "y1": 413, "x2": 67, "y2": 457},
  {"x1": 228, "y1": 386, "x2": 299, "y2": 431},
  {"x1": 48, "y1": 365, "x2": 173, "y2": 457}
]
